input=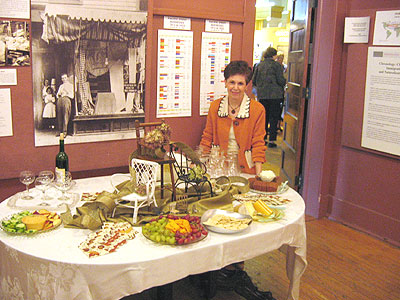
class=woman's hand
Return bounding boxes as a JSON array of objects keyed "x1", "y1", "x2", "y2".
[{"x1": 255, "y1": 162, "x2": 263, "y2": 176}]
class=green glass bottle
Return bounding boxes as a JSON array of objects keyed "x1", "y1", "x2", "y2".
[{"x1": 55, "y1": 133, "x2": 69, "y2": 179}]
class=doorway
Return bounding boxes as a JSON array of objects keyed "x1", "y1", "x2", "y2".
[
  {"x1": 253, "y1": 0, "x2": 316, "y2": 192},
  {"x1": 253, "y1": 0, "x2": 292, "y2": 176}
]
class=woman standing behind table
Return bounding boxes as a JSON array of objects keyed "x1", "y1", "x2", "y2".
[
  {"x1": 199, "y1": 61, "x2": 275, "y2": 300},
  {"x1": 252, "y1": 47, "x2": 286, "y2": 148},
  {"x1": 200, "y1": 60, "x2": 266, "y2": 176}
]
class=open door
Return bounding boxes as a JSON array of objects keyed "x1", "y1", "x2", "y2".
[{"x1": 280, "y1": 0, "x2": 316, "y2": 190}]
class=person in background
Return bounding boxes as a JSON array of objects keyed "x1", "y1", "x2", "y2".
[
  {"x1": 252, "y1": 47, "x2": 286, "y2": 148},
  {"x1": 276, "y1": 51, "x2": 287, "y2": 73},
  {"x1": 56, "y1": 73, "x2": 74, "y2": 137},
  {"x1": 276, "y1": 51, "x2": 287, "y2": 131},
  {"x1": 42, "y1": 86, "x2": 56, "y2": 129},
  {"x1": 199, "y1": 60, "x2": 275, "y2": 300}
]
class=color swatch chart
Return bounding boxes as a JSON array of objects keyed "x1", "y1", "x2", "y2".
[
  {"x1": 199, "y1": 32, "x2": 232, "y2": 115},
  {"x1": 157, "y1": 29, "x2": 193, "y2": 117}
]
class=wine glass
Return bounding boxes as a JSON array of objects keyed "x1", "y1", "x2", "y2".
[
  {"x1": 38, "y1": 170, "x2": 55, "y2": 200},
  {"x1": 19, "y1": 170, "x2": 35, "y2": 200},
  {"x1": 54, "y1": 171, "x2": 73, "y2": 201},
  {"x1": 35, "y1": 175, "x2": 50, "y2": 206}
]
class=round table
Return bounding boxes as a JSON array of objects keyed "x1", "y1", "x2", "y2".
[{"x1": 0, "y1": 175, "x2": 307, "y2": 300}]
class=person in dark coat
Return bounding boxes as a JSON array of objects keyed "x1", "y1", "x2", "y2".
[{"x1": 252, "y1": 47, "x2": 286, "y2": 148}]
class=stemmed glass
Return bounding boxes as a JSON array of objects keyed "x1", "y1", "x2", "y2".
[
  {"x1": 35, "y1": 175, "x2": 51, "y2": 206},
  {"x1": 38, "y1": 170, "x2": 55, "y2": 200},
  {"x1": 54, "y1": 171, "x2": 73, "y2": 201},
  {"x1": 19, "y1": 171, "x2": 35, "y2": 200}
]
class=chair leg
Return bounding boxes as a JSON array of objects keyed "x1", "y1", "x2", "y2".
[
  {"x1": 168, "y1": 162, "x2": 176, "y2": 202},
  {"x1": 111, "y1": 206, "x2": 117, "y2": 218},
  {"x1": 133, "y1": 200, "x2": 139, "y2": 224},
  {"x1": 156, "y1": 282, "x2": 173, "y2": 300}
]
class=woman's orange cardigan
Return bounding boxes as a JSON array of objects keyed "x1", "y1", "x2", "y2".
[{"x1": 200, "y1": 96, "x2": 267, "y2": 174}]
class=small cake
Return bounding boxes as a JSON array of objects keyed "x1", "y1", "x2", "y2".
[{"x1": 249, "y1": 175, "x2": 282, "y2": 193}]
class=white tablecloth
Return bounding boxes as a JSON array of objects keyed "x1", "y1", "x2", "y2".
[{"x1": 0, "y1": 175, "x2": 307, "y2": 300}]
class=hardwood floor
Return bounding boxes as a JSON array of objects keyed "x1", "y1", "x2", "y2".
[{"x1": 245, "y1": 216, "x2": 400, "y2": 300}]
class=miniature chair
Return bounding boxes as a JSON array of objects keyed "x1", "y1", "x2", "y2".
[
  {"x1": 169, "y1": 143, "x2": 213, "y2": 199},
  {"x1": 112, "y1": 158, "x2": 160, "y2": 224},
  {"x1": 134, "y1": 119, "x2": 176, "y2": 201}
]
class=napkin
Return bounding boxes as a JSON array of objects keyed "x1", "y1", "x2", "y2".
[{"x1": 60, "y1": 180, "x2": 138, "y2": 230}]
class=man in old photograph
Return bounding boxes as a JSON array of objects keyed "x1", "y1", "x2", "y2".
[{"x1": 56, "y1": 73, "x2": 74, "y2": 137}]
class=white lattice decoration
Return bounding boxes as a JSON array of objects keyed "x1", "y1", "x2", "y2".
[
  {"x1": 131, "y1": 158, "x2": 159, "y2": 188},
  {"x1": 112, "y1": 158, "x2": 160, "y2": 223}
]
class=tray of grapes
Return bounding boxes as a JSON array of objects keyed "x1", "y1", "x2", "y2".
[{"x1": 142, "y1": 214, "x2": 208, "y2": 245}]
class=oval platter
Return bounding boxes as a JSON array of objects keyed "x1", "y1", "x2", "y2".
[
  {"x1": 201, "y1": 209, "x2": 252, "y2": 234},
  {"x1": 0, "y1": 210, "x2": 62, "y2": 236}
]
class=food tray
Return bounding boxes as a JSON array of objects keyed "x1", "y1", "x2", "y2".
[
  {"x1": 142, "y1": 230, "x2": 207, "y2": 246},
  {"x1": 0, "y1": 211, "x2": 62, "y2": 236},
  {"x1": 232, "y1": 193, "x2": 292, "y2": 208},
  {"x1": 201, "y1": 209, "x2": 252, "y2": 234}
]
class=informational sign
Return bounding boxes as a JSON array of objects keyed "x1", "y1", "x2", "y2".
[
  {"x1": 0, "y1": 0, "x2": 30, "y2": 19},
  {"x1": 361, "y1": 47, "x2": 400, "y2": 156},
  {"x1": 373, "y1": 10, "x2": 400, "y2": 46},
  {"x1": 0, "y1": 88, "x2": 13, "y2": 137},
  {"x1": 0, "y1": 69, "x2": 17, "y2": 85},
  {"x1": 205, "y1": 20, "x2": 230, "y2": 33},
  {"x1": 199, "y1": 32, "x2": 232, "y2": 115},
  {"x1": 157, "y1": 30, "x2": 193, "y2": 118},
  {"x1": 164, "y1": 16, "x2": 191, "y2": 31},
  {"x1": 344, "y1": 16, "x2": 370, "y2": 43}
]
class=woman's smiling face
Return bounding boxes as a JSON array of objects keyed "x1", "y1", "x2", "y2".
[{"x1": 225, "y1": 74, "x2": 248, "y2": 102}]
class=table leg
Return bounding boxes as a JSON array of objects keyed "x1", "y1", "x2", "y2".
[{"x1": 156, "y1": 283, "x2": 173, "y2": 300}]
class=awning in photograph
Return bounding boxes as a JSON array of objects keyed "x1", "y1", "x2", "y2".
[{"x1": 42, "y1": 4, "x2": 147, "y2": 44}]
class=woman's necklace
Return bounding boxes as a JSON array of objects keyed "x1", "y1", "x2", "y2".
[{"x1": 228, "y1": 102, "x2": 241, "y2": 114}]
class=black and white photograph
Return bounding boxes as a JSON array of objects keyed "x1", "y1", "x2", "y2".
[
  {"x1": 0, "y1": 20, "x2": 30, "y2": 67},
  {"x1": 31, "y1": 0, "x2": 148, "y2": 146}
]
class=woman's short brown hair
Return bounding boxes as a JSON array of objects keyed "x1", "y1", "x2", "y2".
[{"x1": 223, "y1": 60, "x2": 253, "y2": 84}]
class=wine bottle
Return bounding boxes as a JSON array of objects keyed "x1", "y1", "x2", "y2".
[{"x1": 55, "y1": 133, "x2": 69, "y2": 179}]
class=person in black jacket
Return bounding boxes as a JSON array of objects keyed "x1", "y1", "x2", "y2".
[{"x1": 252, "y1": 47, "x2": 286, "y2": 148}]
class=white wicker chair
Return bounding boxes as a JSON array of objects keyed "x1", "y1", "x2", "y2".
[{"x1": 112, "y1": 158, "x2": 160, "y2": 223}]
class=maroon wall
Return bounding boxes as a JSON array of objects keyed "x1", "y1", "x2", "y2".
[
  {"x1": 0, "y1": 0, "x2": 256, "y2": 201},
  {"x1": 303, "y1": 0, "x2": 400, "y2": 246}
]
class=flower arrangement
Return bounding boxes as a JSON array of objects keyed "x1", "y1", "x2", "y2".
[{"x1": 140, "y1": 123, "x2": 171, "y2": 150}]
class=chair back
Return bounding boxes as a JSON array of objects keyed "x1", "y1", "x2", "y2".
[
  {"x1": 131, "y1": 158, "x2": 160, "y2": 185},
  {"x1": 134, "y1": 119, "x2": 165, "y2": 154},
  {"x1": 131, "y1": 158, "x2": 160, "y2": 206}
]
